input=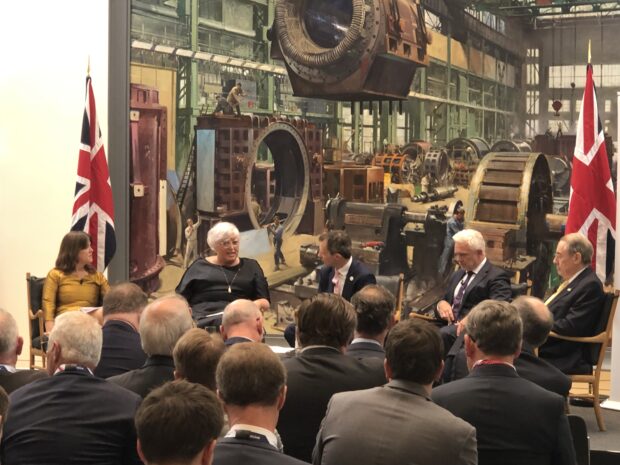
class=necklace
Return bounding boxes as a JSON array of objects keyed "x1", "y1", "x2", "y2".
[{"x1": 219, "y1": 265, "x2": 241, "y2": 294}]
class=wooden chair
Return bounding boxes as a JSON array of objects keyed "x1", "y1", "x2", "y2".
[
  {"x1": 548, "y1": 291, "x2": 618, "y2": 431},
  {"x1": 376, "y1": 273, "x2": 405, "y2": 321},
  {"x1": 26, "y1": 273, "x2": 47, "y2": 370}
]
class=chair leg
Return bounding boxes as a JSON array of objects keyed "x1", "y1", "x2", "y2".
[{"x1": 592, "y1": 381, "x2": 606, "y2": 432}]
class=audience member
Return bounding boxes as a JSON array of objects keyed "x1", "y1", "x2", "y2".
[
  {"x1": 173, "y1": 328, "x2": 226, "y2": 391},
  {"x1": 442, "y1": 297, "x2": 572, "y2": 399},
  {"x1": 432, "y1": 300, "x2": 576, "y2": 465},
  {"x1": 0, "y1": 386, "x2": 7, "y2": 441},
  {"x1": 220, "y1": 299, "x2": 264, "y2": 346},
  {"x1": 1, "y1": 312, "x2": 142, "y2": 465},
  {"x1": 108, "y1": 294, "x2": 193, "y2": 397},
  {"x1": 213, "y1": 343, "x2": 308, "y2": 465},
  {"x1": 539, "y1": 233, "x2": 605, "y2": 373},
  {"x1": 435, "y1": 229, "x2": 511, "y2": 353},
  {"x1": 512, "y1": 296, "x2": 572, "y2": 397},
  {"x1": 314, "y1": 319, "x2": 476, "y2": 465},
  {"x1": 346, "y1": 285, "x2": 395, "y2": 359},
  {"x1": 277, "y1": 294, "x2": 386, "y2": 462},
  {"x1": 0, "y1": 309, "x2": 47, "y2": 393},
  {"x1": 94, "y1": 282, "x2": 148, "y2": 378},
  {"x1": 135, "y1": 380, "x2": 224, "y2": 465}
]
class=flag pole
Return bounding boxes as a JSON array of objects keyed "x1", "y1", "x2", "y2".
[
  {"x1": 588, "y1": 40, "x2": 591, "y2": 65},
  {"x1": 87, "y1": 56, "x2": 90, "y2": 77}
]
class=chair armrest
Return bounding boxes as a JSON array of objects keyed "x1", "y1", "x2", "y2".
[
  {"x1": 29, "y1": 309, "x2": 44, "y2": 320},
  {"x1": 548, "y1": 331, "x2": 606, "y2": 344},
  {"x1": 409, "y1": 312, "x2": 442, "y2": 323}
]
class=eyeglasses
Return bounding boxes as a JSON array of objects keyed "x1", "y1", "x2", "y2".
[{"x1": 219, "y1": 239, "x2": 240, "y2": 248}]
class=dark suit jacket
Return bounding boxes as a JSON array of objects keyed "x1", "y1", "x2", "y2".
[
  {"x1": 432, "y1": 364, "x2": 576, "y2": 465},
  {"x1": 317, "y1": 259, "x2": 376, "y2": 301},
  {"x1": 444, "y1": 259, "x2": 511, "y2": 318},
  {"x1": 214, "y1": 437, "x2": 309, "y2": 465},
  {"x1": 278, "y1": 347, "x2": 386, "y2": 462},
  {"x1": 539, "y1": 267, "x2": 605, "y2": 373},
  {"x1": 94, "y1": 319, "x2": 147, "y2": 379},
  {"x1": 444, "y1": 344, "x2": 572, "y2": 398},
  {"x1": 1, "y1": 368, "x2": 142, "y2": 465},
  {"x1": 345, "y1": 341, "x2": 385, "y2": 359},
  {"x1": 516, "y1": 345, "x2": 572, "y2": 398},
  {"x1": 107, "y1": 354, "x2": 175, "y2": 398},
  {"x1": 224, "y1": 336, "x2": 254, "y2": 347},
  {"x1": 0, "y1": 367, "x2": 47, "y2": 394}
]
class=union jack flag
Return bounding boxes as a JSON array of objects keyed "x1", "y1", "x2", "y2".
[
  {"x1": 567, "y1": 63, "x2": 616, "y2": 282},
  {"x1": 71, "y1": 76, "x2": 116, "y2": 271}
]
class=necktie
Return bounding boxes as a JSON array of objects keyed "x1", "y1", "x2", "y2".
[
  {"x1": 332, "y1": 272, "x2": 340, "y2": 295},
  {"x1": 452, "y1": 271, "x2": 474, "y2": 321},
  {"x1": 545, "y1": 280, "x2": 569, "y2": 305}
]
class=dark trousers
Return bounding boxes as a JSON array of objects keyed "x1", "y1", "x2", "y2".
[{"x1": 274, "y1": 240, "x2": 285, "y2": 266}]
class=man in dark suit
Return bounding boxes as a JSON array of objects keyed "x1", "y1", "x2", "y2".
[
  {"x1": 436, "y1": 229, "x2": 511, "y2": 352},
  {"x1": 432, "y1": 300, "x2": 576, "y2": 465},
  {"x1": 314, "y1": 319, "x2": 476, "y2": 465},
  {"x1": 136, "y1": 380, "x2": 224, "y2": 465},
  {"x1": 213, "y1": 343, "x2": 309, "y2": 465},
  {"x1": 284, "y1": 230, "x2": 376, "y2": 346},
  {"x1": 0, "y1": 309, "x2": 47, "y2": 393},
  {"x1": 1, "y1": 312, "x2": 142, "y2": 465},
  {"x1": 94, "y1": 282, "x2": 148, "y2": 378},
  {"x1": 173, "y1": 328, "x2": 225, "y2": 391},
  {"x1": 317, "y1": 230, "x2": 376, "y2": 299},
  {"x1": 0, "y1": 386, "x2": 7, "y2": 440},
  {"x1": 346, "y1": 285, "x2": 396, "y2": 359},
  {"x1": 278, "y1": 294, "x2": 386, "y2": 462},
  {"x1": 539, "y1": 233, "x2": 605, "y2": 374},
  {"x1": 219, "y1": 299, "x2": 264, "y2": 347},
  {"x1": 513, "y1": 296, "x2": 572, "y2": 397},
  {"x1": 108, "y1": 294, "x2": 193, "y2": 397}
]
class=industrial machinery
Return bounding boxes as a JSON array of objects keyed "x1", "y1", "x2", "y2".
[
  {"x1": 269, "y1": 0, "x2": 430, "y2": 101},
  {"x1": 178, "y1": 114, "x2": 324, "y2": 253},
  {"x1": 372, "y1": 140, "x2": 430, "y2": 184},
  {"x1": 129, "y1": 84, "x2": 167, "y2": 293},
  {"x1": 446, "y1": 137, "x2": 490, "y2": 186},
  {"x1": 490, "y1": 140, "x2": 532, "y2": 153}
]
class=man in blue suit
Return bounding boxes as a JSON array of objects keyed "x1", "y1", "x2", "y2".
[
  {"x1": 316, "y1": 230, "x2": 376, "y2": 300},
  {"x1": 284, "y1": 230, "x2": 376, "y2": 347}
]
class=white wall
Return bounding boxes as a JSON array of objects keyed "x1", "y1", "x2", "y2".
[{"x1": 0, "y1": 1, "x2": 109, "y2": 365}]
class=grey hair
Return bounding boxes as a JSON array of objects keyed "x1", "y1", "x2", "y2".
[
  {"x1": 453, "y1": 229, "x2": 486, "y2": 253},
  {"x1": 0, "y1": 309, "x2": 18, "y2": 355},
  {"x1": 140, "y1": 295, "x2": 194, "y2": 356},
  {"x1": 207, "y1": 222, "x2": 240, "y2": 250},
  {"x1": 48, "y1": 312, "x2": 102, "y2": 367},
  {"x1": 561, "y1": 232, "x2": 593, "y2": 265},
  {"x1": 465, "y1": 300, "x2": 522, "y2": 356},
  {"x1": 222, "y1": 299, "x2": 261, "y2": 329}
]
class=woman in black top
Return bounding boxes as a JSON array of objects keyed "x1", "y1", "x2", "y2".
[{"x1": 176, "y1": 221, "x2": 270, "y2": 328}]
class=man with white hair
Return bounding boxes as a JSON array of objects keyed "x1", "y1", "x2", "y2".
[
  {"x1": 435, "y1": 229, "x2": 511, "y2": 353},
  {"x1": 0, "y1": 312, "x2": 142, "y2": 465},
  {"x1": 108, "y1": 294, "x2": 193, "y2": 397},
  {"x1": 220, "y1": 299, "x2": 264, "y2": 346},
  {"x1": 0, "y1": 308, "x2": 47, "y2": 393}
]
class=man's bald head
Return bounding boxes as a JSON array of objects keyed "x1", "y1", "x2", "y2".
[
  {"x1": 220, "y1": 299, "x2": 263, "y2": 342},
  {"x1": 140, "y1": 295, "x2": 193, "y2": 356},
  {"x1": 512, "y1": 296, "x2": 554, "y2": 348}
]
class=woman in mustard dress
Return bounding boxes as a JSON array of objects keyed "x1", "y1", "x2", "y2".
[{"x1": 43, "y1": 231, "x2": 110, "y2": 332}]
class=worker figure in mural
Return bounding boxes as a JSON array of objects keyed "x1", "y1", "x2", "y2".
[
  {"x1": 438, "y1": 206, "x2": 465, "y2": 276},
  {"x1": 184, "y1": 216, "x2": 201, "y2": 269},
  {"x1": 269, "y1": 216, "x2": 286, "y2": 272},
  {"x1": 227, "y1": 82, "x2": 244, "y2": 117}
]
